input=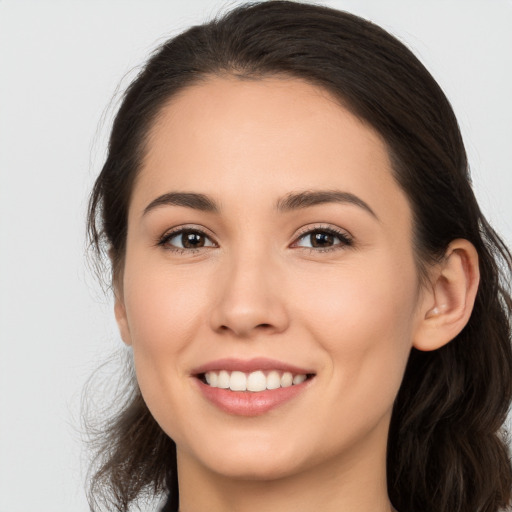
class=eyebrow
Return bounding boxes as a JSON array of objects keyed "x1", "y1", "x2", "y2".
[
  {"x1": 142, "y1": 189, "x2": 377, "y2": 219},
  {"x1": 143, "y1": 192, "x2": 219, "y2": 215},
  {"x1": 276, "y1": 190, "x2": 378, "y2": 219}
]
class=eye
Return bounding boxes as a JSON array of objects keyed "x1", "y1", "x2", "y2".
[
  {"x1": 293, "y1": 227, "x2": 353, "y2": 251},
  {"x1": 159, "y1": 228, "x2": 216, "y2": 251}
]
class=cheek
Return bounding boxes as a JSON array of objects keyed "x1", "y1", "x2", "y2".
[
  {"x1": 121, "y1": 256, "x2": 209, "y2": 404},
  {"x1": 123, "y1": 260, "x2": 204, "y2": 349},
  {"x1": 294, "y1": 252, "x2": 418, "y2": 396},
  {"x1": 121, "y1": 261, "x2": 215, "y2": 442}
]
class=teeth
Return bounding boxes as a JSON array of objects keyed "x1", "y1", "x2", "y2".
[
  {"x1": 203, "y1": 370, "x2": 309, "y2": 392},
  {"x1": 247, "y1": 370, "x2": 267, "y2": 392},
  {"x1": 205, "y1": 371, "x2": 218, "y2": 387},
  {"x1": 293, "y1": 374, "x2": 307, "y2": 385},
  {"x1": 229, "y1": 371, "x2": 246, "y2": 391},
  {"x1": 266, "y1": 370, "x2": 281, "y2": 390},
  {"x1": 217, "y1": 370, "x2": 230, "y2": 389},
  {"x1": 281, "y1": 372, "x2": 293, "y2": 387}
]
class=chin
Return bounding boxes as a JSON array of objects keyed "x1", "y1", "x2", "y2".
[
  {"x1": 207, "y1": 451, "x2": 306, "y2": 482},
  {"x1": 178, "y1": 428, "x2": 313, "y2": 481}
]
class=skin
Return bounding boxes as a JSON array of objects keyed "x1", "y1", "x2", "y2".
[{"x1": 114, "y1": 77, "x2": 479, "y2": 512}]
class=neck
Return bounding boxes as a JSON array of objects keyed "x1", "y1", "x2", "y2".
[{"x1": 177, "y1": 423, "x2": 394, "y2": 512}]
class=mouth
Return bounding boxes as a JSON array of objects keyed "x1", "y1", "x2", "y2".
[
  {"x1": 197, "y1": 369, "x2": 315, "y2": 392},
  {"x1": 192, "y1": 358, "x2": 316, "y2": 416}
]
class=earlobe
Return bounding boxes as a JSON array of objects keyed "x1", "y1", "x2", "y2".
[{"x1": 413, "y1": 239, "x2": 480, "y2": 351}]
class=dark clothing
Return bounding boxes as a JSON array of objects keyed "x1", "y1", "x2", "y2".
[{"x1": 161, "y1": 493, "x2": 178, "y2": 512}]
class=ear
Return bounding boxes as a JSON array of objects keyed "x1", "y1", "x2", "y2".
[
  {"x1": 413, "y1": 239, "x2": 480, "y2": 351},
  {"x1": 114, "y1": 288, "x2": 132, "y2": 346},
  {"x1": 111, "y1": 259, "x2": 132, "y2": 346}
]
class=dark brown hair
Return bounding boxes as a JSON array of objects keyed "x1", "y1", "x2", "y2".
[{"x1": 87, "y1": 2, "x2": 512, "y2": 511}]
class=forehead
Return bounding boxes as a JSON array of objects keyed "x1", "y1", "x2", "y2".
[{"x1": 133, "y1": 76, "x2": 411, "y2": 228}]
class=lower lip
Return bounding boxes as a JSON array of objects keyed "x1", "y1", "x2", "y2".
[{"x1": 196, "y1": 379, "x2": 312, "y2": 416}]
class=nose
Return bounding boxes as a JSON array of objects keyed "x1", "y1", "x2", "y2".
[{"x1": 209, "y1": 249, "x2": 290, "y2": 339}]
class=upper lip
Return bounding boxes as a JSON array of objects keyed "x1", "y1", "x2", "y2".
[{"x1": 191, "y1": 357, "x2": 315, "y2": 376}]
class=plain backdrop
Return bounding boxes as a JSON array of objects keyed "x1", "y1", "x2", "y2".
[{"x1": 0, "y1": 1, "x2": 511, "y2": 511}]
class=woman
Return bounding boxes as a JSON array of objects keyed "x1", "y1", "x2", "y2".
[{"x1": 86, "y1": 1, "x2": 512, "y2": 511}]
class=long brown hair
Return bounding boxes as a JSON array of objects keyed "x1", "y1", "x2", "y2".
[{"x1": 86, "y1": 2, "x2": 512, "y2": 511}]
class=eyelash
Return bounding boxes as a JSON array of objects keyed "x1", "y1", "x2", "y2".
[
  {"x1": 157, "y1": 225, "x2": 217, "y2": 254},
  {"x1": 157, "y1": 224, "x2": 354, "y2": 254},
  {"x1": 292, "y1": 225, "x2": 354, "y2": 253}
]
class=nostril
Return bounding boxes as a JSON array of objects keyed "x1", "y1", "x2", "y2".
[{"x1": 218, "y1": 323, "x2": 273, "y2": 333}]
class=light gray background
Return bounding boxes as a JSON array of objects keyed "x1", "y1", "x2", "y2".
[{"x1": 0, "y1": 1, "x2": 511, "y2": 511}]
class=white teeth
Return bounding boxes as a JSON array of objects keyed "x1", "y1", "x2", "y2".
[
  {"x1": 203, "y1": 369, "x2": 310, "y2": 392},
  {"x1": 229, "y1": 371, "x2": 247, "y2": 391},
  {"x1": 209, "y1": 371, "x2": 218, "y2": 387},
  {"x1": 266, "y1": 370, "x2": 281, "y2": 390},
  {"x1": 247, "y1": 370, "x2": 267, "y2": 392},
  {"x1": 281, "y1": 372, "x2": 293, "y2": 388},
  {"x1": 217, "y1": 370, "x2": 230, "y2": 389},
  {"x1": 293, "y1": 374, "x2": 307, "y2": 385}
]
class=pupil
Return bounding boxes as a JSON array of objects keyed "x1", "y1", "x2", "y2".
[
  {"x1": 182, "y1": 232, "x2": 204, "y2": 248},
  {"x1": 312, "y1": 232, "x2": 333, "y2": 247}
]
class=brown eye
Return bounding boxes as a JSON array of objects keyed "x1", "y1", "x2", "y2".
[
  {"x1": 182, "y1": 232, "x2": 206, "y2": 248},
  {"x1": 310, "y1": 232, "x2": 335, "y2": 247},
  {"x1": 161, "y1": 229, "x2": 216, "y2": 250},
  {"x1": 294, "y1": 228, "x2": 353, "y2": 251}
]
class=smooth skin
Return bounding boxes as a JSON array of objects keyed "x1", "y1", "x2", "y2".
[{"x1": 114, "y1": 77, "x2": 479, "y2": 512}]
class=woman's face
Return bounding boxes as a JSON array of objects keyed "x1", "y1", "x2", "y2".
[{"x1": 117, "y1": 77, "x2": 426, "y2": 480}]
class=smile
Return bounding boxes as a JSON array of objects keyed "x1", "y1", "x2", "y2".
[
  {"x1": 202, "y1": 370, "x2": 308, "y2": 392},
  {"x1": 193, "y1": 358, "x2": 316, "y2": 416}
]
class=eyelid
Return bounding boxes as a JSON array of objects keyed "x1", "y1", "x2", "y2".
[
  {"x1": 290, "y1": 224, "x2": 354, "y2": 250},
  {"x1": 155, "y1": 223, "x2": 353, "y2": 253},
  {"x1": 157, "y1": 224, "x2": 218, "y2": 251}
]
